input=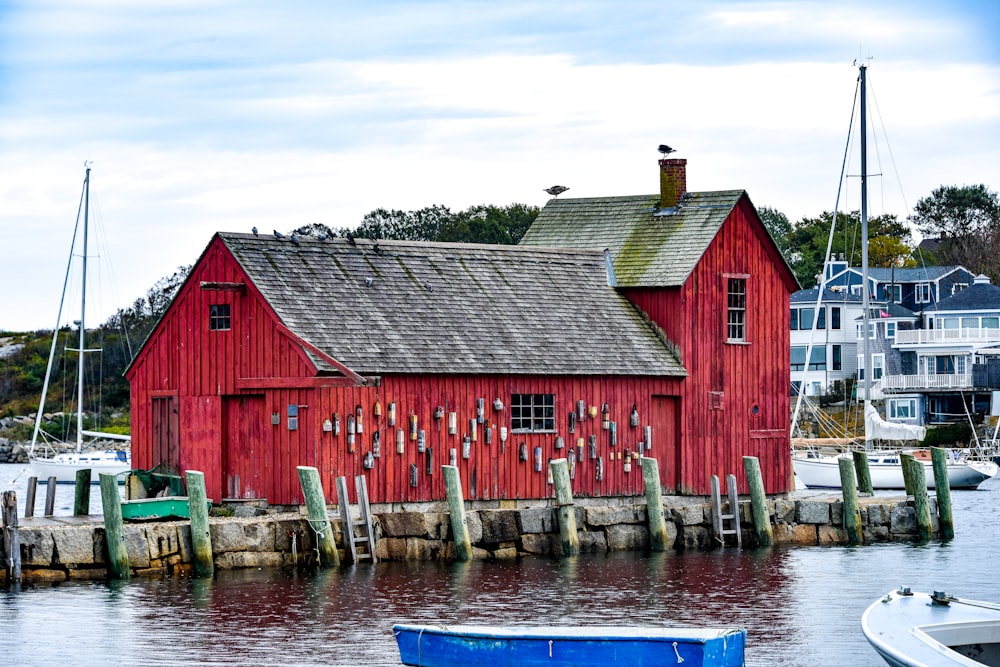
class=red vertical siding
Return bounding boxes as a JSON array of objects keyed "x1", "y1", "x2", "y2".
[
  {"x1": 129, "y1": 212, "x2": 793, "y2": 506},
  {"x1": 622, "y1": 199, "x2": 793, "y2": 495}
]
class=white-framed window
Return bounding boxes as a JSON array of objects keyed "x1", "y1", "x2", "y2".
[
  {"x1": 831, "y1": 306, "x2": 841, "y2": 330},
  {"x1": 832, "y1": 344, "x2": 842, "y2": 371},
  {"x1": 984, "y1": 317, "x2": 1000, "y2": 329},
  {"x1": 889, "y1": 398, "x2": 917, "y2": 420},
  {"x1": 916, "y1": 283, "x2": 932, "y2": 303},
  {"x1": 885, "y1": 284, "x2": 902, "y2": 302},
  {"x1": 511, "y1": 393, "x2": 555, "y2": 432},
  {"x1": 962, "y1": 317, "x2": 978, "y2": 329},
  {"x1": 857, "y1": 353, "x2": 884, "y2": 380},
  {"x1": 886, "y1": 322, "x2": 896, "y2": 338},
  {"x1": 953, "y1": 283, "x2": 968, "y2": 296},
  {"x1": 726, "y1": 276, "x2": 747, "y2": 342}
]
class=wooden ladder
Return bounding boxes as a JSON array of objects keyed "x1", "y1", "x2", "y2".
[
  {"x1": 710, "y1": 473, "x2": 742, "y2": 548},
  {"x1": 336, "y1": 475, "x2": 378, "y2": 564}
]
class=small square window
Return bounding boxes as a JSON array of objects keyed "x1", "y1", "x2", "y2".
[
  {"x1": 209, "y1": 303, "x2": 231, "y2": 331},
  {"x1": 510, "y1": 393, "x2": 555, "y2": 432}
]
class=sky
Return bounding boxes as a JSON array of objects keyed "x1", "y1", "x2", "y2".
[{"x1": 1, "y1": 0, "x2": 998, "y2": 332}]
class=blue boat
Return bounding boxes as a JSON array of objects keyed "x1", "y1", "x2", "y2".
[
  {"x1": 393, "y1": 624, "x2": 746, "y2": 667},
  {"x1": 862, "y1": 587, "x2": 1000, "y2": 666}
]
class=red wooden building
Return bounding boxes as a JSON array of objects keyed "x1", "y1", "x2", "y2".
[
  {"x1": 521, "y1": 158, "x2": 799, "y2": 494},
  {"x1": 127, "y1": 156, "x2": 797, "y2": 505}
]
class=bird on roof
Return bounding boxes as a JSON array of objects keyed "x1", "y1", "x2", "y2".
[
  {"x1": 365, "y1": 276, "x2": 373, "y2": 287},
  {"x1": 252, "y1": 226, "x2": 258, "y2": 236},
  {"x1": 273, "y1": 230, "x2": 284, "y2": 239},
  {"x1": 290, "y1": 233, "x2": 299, "y2": 244},
  {"x1": 317, "y1": 232, "x2": 328, "y2": 241},
  {"x1": 658, "y1": 144, "x2": 676, "y2": 156},
  {"x1": 346, "y1": 231, "x2": 356, "y2": 246},
  {"x1": 544, "y1": 185, "x2": 569, "y2": 197},
  {"x1": 373, "y1": 242, "x2": 383, "y2": 255}
]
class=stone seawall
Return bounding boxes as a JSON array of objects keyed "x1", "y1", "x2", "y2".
[
  {"x1": 0, "y1": 439, "x2": 29, "y2": 464},
  {"x1": 5, "y1": 493, "x2": 938, "y2": 583}
]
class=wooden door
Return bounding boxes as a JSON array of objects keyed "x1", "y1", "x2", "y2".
[
  {"x1": 222, "y1": 395, "x2": 267, "y2": 499},
  {"x1": 151, "y1": 396, "x2": 180, "y2": 472},
  {"x1": 651, "y1": 395, "x2": 681, "y2": 492}
]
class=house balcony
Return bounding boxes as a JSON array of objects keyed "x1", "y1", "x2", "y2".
[
  {"x1": 878, "y1": 373, "x2": 973, "y2": 392},
  {"x1": 894, "y1": 328, "x2": 1000, "y2": 346}
]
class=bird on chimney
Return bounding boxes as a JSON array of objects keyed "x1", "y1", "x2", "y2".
[
  {"x1": 658, "y1": 144, "x2": 676, "y2": 156},
  {"x1": 544, "y1": 185, "x2": 569, "y2": 197}
]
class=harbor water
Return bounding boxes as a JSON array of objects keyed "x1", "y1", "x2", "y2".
[{"x1": 2, "y1": 462, "x2": 999, "y2": 666}]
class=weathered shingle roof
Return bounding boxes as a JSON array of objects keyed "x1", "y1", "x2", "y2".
[
  {"x1": 219, "y1": 233, "x2": 686, "y2": 378},
  {"x1": 791, "y1": 288, "x2": 863, "y2": 304},
  {"x1": 519, "y1": 191, "x2": 745, "y2": 287},
  {"x1": 835, "y1": 265, "x2": 966, "y2": 283},
  {"x1": 925, "y1": 280, "x2": 1000, "y2": 312}
]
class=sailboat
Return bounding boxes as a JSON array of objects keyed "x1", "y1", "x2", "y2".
[
  {"x1": 28, "y1": 165, "x2": 132, "y2": 484},
  {"x1": 790, "y1": 65, "x2": 997, "y2": 491}
]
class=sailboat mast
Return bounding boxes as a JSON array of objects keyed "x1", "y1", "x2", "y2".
[
  {"x1": 860, "y1": 64, "x2": 873, "y2": 419},
  {"x1": 77, "y1": 166, "x2": 90, "y2": 452}
]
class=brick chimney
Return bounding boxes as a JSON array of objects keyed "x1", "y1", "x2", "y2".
[{"x1": 658, "y1": 158, "x2": 687, "y2": 209}]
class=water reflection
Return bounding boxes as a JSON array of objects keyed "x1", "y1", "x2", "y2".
[{"x1": 2, "y1": 478, "x2": 999, "y2": 666}]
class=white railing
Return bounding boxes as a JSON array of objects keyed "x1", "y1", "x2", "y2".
[
  {"x1": 879, "y1": 373, "x2": 974, "y2": 391},
  {"x1": 894, "y1": 328, "x2": 1000, "y2": 346}
]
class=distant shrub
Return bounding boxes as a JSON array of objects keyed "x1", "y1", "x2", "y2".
[{"x1": 922, "y1": 422, "x2": 972, "y2": 447}]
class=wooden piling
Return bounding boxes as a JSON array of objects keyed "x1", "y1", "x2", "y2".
[
  {"x1": 931, "y1": 448, "x2": 954, "y2": 540},
  {"x1": 549, "y1": 458, "x2": 579, "y2": 557},
  {"x1": 74, "y1": 469, "x2": 92, "y2": 515},
  {"x1": 640, "y1": 457, "x2": 669, "y2": 551},
  {"x1": 24, "y1": 477, "x2": 36, "y2": 518},
  {"x1": 186, "y1": 470, "x2": 214, "y2": 577},
  {"x1": 742, "y1": 456, "x2": 773, "y2": 547},
  {"x1": 296, "y1": 466, "x2": 339, "y2": 567},
  {"x1": 442, "y1": 465, "x2": 472, "y2": 562},
  {"x1": 838, "y1": 458, "x2": 863, "y2": 545},
  {"x1": 44, "y1": 476, "x2": 57, "y2": 517},
  {"x1": 852, "y1": 450, "x2": 873, "y2": 495},
  {"x1": 901, "y1": 452, "x2": 919, "y2": 497},
  {"x1": 100, "y1": 472, "x2": 130, "y2": 579},
  {"x1": 901, "y1": 454, "x2": 933, "y2": 541},
  {"x1": 2, "y1": 490, "x2": 21, "y2": 582}
]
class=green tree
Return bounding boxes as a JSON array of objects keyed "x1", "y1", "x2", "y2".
[
  {"x1": 319, "y1": 203, "x2": 540, "y2": 245},
  {"x1": 757, "y1": 206, "x2": 792, "y2": 256},
  {"x1": 908, "y1": 184, "x2": 1000, "y2": 276},
  {"x1": 437, "y1": 204, "x2": 539, "y2": 245},
  {"x1": 786, "y1": 211, "x2": 913, "y2": 287}
]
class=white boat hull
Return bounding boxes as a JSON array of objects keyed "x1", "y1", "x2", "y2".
[
  {"x1": 30, "y1": 451, "x2": 131, "y2": 483},
  {"x1": 793, "y1": 453, "x2": 996, "y2": 490},
  {"x1": 862, "y1": 588, "x2": 1000, "y2": 666}
]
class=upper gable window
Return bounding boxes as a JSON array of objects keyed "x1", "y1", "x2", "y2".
[
  {"x1": 726, "y1": 277, "x2": 747, "y2": 342},
  {"x1": 916, "y1": 283, "x2": 932, "y2": 303},
  {"x1": 209, "y1": 303, "x2": 231, "y2": 331}
]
